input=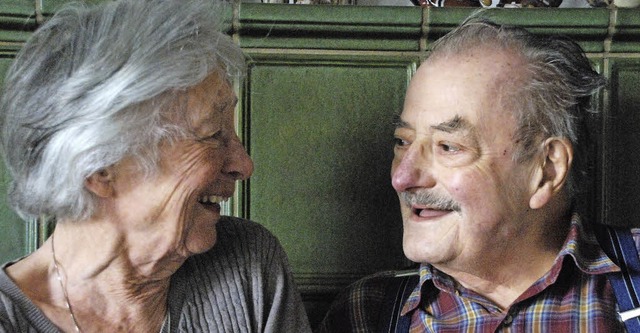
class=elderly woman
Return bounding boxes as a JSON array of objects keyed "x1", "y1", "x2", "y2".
[{"x1": 0, "y1": 0, "x2": 311, "y2": 332}]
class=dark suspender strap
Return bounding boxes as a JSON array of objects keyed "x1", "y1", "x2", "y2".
[
  {"x1": 380, "y1": 270, "x2": 419, "y2": 333},
  {"x1": 395, "y1": 278, "x2": 415, "y2": 333},
  {"x1": 596, "y1": 224, "x2": 640, "y2": 332}
]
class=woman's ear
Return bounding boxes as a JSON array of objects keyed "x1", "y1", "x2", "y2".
[
  {"x1": 84, "y1": 168, "x2": 115, "y2": 198},
  {"x1": 529, "y1": 137, "x2": 573, "y2": 210}
]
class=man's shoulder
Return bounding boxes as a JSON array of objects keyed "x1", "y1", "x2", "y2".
[
  {"x1": 345, "y1": 270, "x2": 407, "y2": 297},
  {"x1": 317, "y1": 269, "x2": 419, "y2": 333},
  {"x1": 631, "y1": 228, "x2": 640, "y2": 249}
]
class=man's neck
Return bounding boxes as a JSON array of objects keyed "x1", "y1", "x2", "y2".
[{"x1": 434, "y1": 213, "x2": 571, "y2": 310}]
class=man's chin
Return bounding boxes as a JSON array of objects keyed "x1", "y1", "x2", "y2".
[
  {"x1": 402, "y1": 234, "x2": 447, "y2": 264},
  {"x1": 402, "y1": 240, "x2": 427, "y2": 264}
]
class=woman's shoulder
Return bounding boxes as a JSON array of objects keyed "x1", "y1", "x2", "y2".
[
  {"x1": 171, "y1": 217, "x2": 308, "y2": 333},
  {"x1": 216, "y1": 216, "x2": 276, "y2": 240},
  {"x1": 188, "y1": 216, "x2": 285, "y2": 266},
  {"x1": 0, "y1": 267, "x2": 18, "y2": 330},
  {"x1": 0, "y1": 264, "x2": 56, "y2": 333},
  {"x1": 215, "y1": 216, "x2": 283, "y2": 250},
  {"x1": 175, "y1": 216, "x2": 289, "y2": 295}
]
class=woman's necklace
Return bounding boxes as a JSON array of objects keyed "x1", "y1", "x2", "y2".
[
  {"x1": 51, "y1": 232, "x2": 82, "y2": 332},
  {"x1": 51, "y1": 233, "x2": 170, "y2": 333}
]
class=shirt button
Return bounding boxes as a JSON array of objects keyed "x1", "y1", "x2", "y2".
[{"x1": 503, "y1": 314, "x2": 514, "y2": 326}]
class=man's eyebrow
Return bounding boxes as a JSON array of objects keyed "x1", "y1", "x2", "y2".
[
  {"x1": 431, "y1": 115, "x2": 472, "y2": 133},
  {"x1": 392, "y1": 114, "x2": 411, "y2": 129}
]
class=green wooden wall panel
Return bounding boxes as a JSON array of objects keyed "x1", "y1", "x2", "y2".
[
  {"x1": 245, "y1": 58, "x2": 414, "y2": 279},
  {"x1": 604, "y1": 58, "x2": 640, "y2": 228},
  {"x1": 41, "y1": 0, "x2": 105, "y2": 15},
  {"x1": 0, "y1": 0, "x2": 35, "y2": 46},
  {"x1": 40, "y1": 0, "x2": 234, "y2": 32},
  {"x1": 611, "y1": 9, "x2": 640, "y2": 53},
  {"x1": 0, "y1": 161, "x2": 26, "y2": 264},
  {"x1": 0, "y1": 57, "x2": 27, "y2": 264},
  {"x1": 426, "y1": 8, "x2": 610, "y2": 53},
  {"x1": 0, "y1": 0, "x2": 34, "y2": 16},
  {"x1": 243, "y1": 57, "x2": 417, "y2": 326},
  {"x1": 585, "y1": 59, "x2": 604, "y2": 227},
  {"x1": 237, "y1": 3, "x2": 422, "y2": 51},
  {"x1": 239, "y1": 3, "x2": 422, "y2": 26},
  {"x1": 239, "y1": 36, "x2": 420, "y2": 51}
]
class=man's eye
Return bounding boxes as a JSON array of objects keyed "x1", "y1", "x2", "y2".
[
  {"x1": 394, "y1": 137, "x2": 409, "y2": 147},
  {"x1": 438, "y1": 142, "x2": 460, "y2": 153}
]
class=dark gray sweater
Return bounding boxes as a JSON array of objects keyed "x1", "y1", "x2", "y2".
[{"x1": 0, "y1": 217, "x2": 311, "y2": 332}]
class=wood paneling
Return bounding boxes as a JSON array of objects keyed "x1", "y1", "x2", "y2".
[
  {"x1": 242, "y1": 55, "x2": 416, "y2": 323},
  {"x1": 604, "y1": 58, "x2": 640, "y2": 227}
]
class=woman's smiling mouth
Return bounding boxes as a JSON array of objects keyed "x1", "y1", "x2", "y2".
[{"x1": 198, "y1": 195, "x2": 228, "y2": 206}]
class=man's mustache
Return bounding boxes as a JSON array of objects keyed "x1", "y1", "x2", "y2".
[{"x1": 399, "y1": 190, "x2": 462, "y2": 212}]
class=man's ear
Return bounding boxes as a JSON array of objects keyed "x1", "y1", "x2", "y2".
[
  {"x1": 529, "y1": 137, "x2": 573, "y2": 210},
  {"x1": 84, "y1": 168, "x2": 115, "y2": 198}
]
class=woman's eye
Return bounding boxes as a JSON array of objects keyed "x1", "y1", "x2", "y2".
[{"x1": 199, "y1": 131, "x2": 223, "y2": 144}]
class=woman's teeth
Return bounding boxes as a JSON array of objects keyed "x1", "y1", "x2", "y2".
[{"x1": 198, "y1": 195, "x2": 228, "y2": 204}]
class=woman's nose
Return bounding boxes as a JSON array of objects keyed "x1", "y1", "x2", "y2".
[{"x1": 224, "y1": 136, "x2": 253, "y2": 180}]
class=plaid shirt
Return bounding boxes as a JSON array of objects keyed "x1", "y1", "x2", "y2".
[{"x1": 317, "y1": 214, "x2": 630, "y2": 333}]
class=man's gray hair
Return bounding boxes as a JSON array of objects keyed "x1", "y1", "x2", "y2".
[
  {"x1": 428, "y1": 17, "x2": 607, "y2": 198},
  {"x1": 0, "y1": 0, "x2": 246, "y2": 221}
]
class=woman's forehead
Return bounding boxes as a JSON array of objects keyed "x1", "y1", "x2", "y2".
[{"x1": 184, "y1": 73, "x2": 236, "y2": 128}]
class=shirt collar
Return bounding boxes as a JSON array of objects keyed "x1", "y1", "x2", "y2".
[
  {"x1": 558, "y1": 212, "x2": 620, "y2": 275},
  {"x1": 401, "y1": 213, "x2": 620, "y2": 315}
]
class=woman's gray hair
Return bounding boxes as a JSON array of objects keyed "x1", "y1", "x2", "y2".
[
  {"x1": 427, "y1": 17, "x2": 606, "y2": 199},
  {"x1": 0, "y1": 0, "x2": 246, "y2": 221}
]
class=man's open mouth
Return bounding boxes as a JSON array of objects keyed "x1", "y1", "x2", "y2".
[{"x1": 413, "y1": 207, "x2": 453, "y2": 217}]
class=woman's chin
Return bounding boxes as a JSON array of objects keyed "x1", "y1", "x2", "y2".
[{"x1": 185, "y1": 228, "x2": 218, "y2": 255}]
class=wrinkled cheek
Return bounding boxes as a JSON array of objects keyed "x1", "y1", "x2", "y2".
[
  {"x1": 446, "y1": 171, "x2": 484, "y2": 202},
  {"x1": 151, "y1": 185, "x2": 192, "y2": 237},
  {"x1": 446, "y1": 171, "x2": 499, "y2": 224},
  {"x1": 166, "y1": 187, "x2": 192, "y2": 219}
]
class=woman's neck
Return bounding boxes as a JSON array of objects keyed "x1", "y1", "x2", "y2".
[{"x1": 6, "y1": 219, "x2": 182, "y2": 332}]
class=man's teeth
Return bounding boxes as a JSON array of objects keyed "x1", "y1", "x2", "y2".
[{"x1": 199, "y1": 195, "x2": 228, "y2": 204}]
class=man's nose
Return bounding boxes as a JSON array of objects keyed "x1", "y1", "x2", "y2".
[{"x1": 391, "y1": 144, "x2": 435, "y2": 192}]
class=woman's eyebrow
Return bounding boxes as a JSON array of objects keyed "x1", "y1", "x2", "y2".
[{"x1": 215, "y1": 96, "x2": 238, "y2": 114}]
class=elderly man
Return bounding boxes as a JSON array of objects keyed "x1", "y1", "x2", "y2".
[{"x1": 316, "y1": 17, "x2": 632, "y2": 332}]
